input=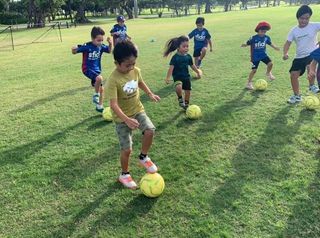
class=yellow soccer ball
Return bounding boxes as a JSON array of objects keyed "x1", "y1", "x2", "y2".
[
  {"x1": 186, "y1": 105, "x2": 202, "y2": 120},
  {"x1": 303, "y1": 95, "x2": 320, "y2": 110},
  {"x1": 102, "y1": 107, "x2": 113, "y2": 121},
  {"x1": 255, "y1": 79, "x2": 268, "y2": 91},
  {"x1": 140, "y1": 173, "x2": 165, "y2": 198}
]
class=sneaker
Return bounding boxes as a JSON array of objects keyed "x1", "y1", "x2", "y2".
[
  {"x1": 96, "y1": 104, "x2": 104, "y2": 113},
  {"x1": 197, "y1": 60, "x2": 202, "y2": 68},
  {"x1": 178, "y1": 98, "x2": 185, "y2": 109},
  {"x1": 246, "y1": 82, "x2": 254, "y2": 90},
  {"x1": 139, "y1": 156, "x2": 158, "y2": 174},
  {"x1": 92, "y1": 94, "x2": 100, "y2": 105},
  {"x1": 118, "y1": 173, "x2": 137, "y2": 190},
  {"x1": 287, "y1": 95, "x2": 302, "y2": 104},
  {"x1": 266, "y1": 73, "x2": 276, "y2": 81},
  {"x1": 309, "y1": 85, "x2": 320, "y2": 94}
]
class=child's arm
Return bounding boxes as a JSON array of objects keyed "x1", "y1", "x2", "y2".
[
  {"x1": 138, "y1": 81, "x2": 161, "y2": 102},
  {"x1": 308, "y1": 60, "x2": 318, "y2": 80},
  {"x1": 107, "y1": 37, "x2": 113, "y2": 52},
  {"x1": 241, "y1": 44, "x2": 248, "y2": 47},
  {"x1": 208, "y1": 39, "x2": 213, "y2": 52},
  {"x1": 191, "y1": 65, "x2": 202, "y2": 79},
  {"x1": 110, "y1": 99, "x2": 140, "y2": 129},
  {"x1": 165, "y1": 66, "x2": 174, "y2": 84},
  {"x1": 270, "y1": 44, "x2": 280, "y2": 51},
  {"x1": 283, "y1": 40, "x2": 291, "y2": 60},
  {"x1": 126, "y1": 34, "x2": 132, "y2": 40}
]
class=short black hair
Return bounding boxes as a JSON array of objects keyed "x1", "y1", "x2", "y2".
[
  {"x1": 296, "y1": 5, "x2": 312, "y2": 19},
  {"x1": 196, "y1": 17, "x2": 205, "y2": 25},
  {"x1": 113, "y1": 41, "x2": 138, "y2": 64},
  {"x1": 91, "y1": 26, "x2": 105, "y2": 39}
]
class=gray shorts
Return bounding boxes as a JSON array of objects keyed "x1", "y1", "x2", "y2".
[{"x1": 115, "y1": 112, "x2": 155, "y2": 150}]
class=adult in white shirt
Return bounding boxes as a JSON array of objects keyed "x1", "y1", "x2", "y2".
[{"x1": 283, "y1": 5, "x2": 320, "y2": 104}]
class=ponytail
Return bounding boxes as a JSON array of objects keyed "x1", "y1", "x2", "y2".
[{"x1": 163, "y1": 36, "x2": 189, "y2": 57}]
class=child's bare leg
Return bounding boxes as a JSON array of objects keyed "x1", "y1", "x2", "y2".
[
  {"x1": 175, "y1": 83, "x2": 183, "y2": 97},
  {"x1": 99, "y1": 86, "x2": 104, "y2": 106},
  {"x1": 200, "y1": 47, "x2": 208, "y2": 60},
  {"x1": 141, "y1": 129, "x2": 154, "y2": 155},
  {"x1": 94, "y1": 75, "x2": 103, "y2": 94},
  {"x1": 266, "y1": 62, "x2": 273, "y2": 74},
  {"x1": 194, "y1": 57, "x2": 199, "y2": 67},
  {"x1": 185, "y1": 90, "x2": 191, "y2": 103},
  {"x1": 307, "y1": 65, "x2": 315, "y2": 86},
  {"x1": 248, "y1": 69, "x2": 257, "y2": 83},
  {"x1": 120, "y1": 149, "x2": 132, "y2": 173},
  {"x1": 290, "y1": 71, "x2": 300, "y2": 95}
]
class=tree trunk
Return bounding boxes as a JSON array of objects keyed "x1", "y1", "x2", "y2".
[
  {"x1": 205, "y1": 0, "x2": 212, "y2": 13},
  {"x1": 121, "y1": 5, "x2": 133, "y2": 19},
  {"x1": 75, "y1": 4, "x2": 89, "y2": 23}
]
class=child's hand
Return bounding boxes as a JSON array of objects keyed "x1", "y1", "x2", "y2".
[
  {"x1": 71, "y1": 46, "x2": 78, "y2": 54},
  {"x1": 149, "y1": 93, "x2": 161, "y2": 102},
  {"x1": 107, "y1": 37, "x2": 112, "y2": 45},
  {"x1": 210, "y1": 48, "x2": 213, "y2": 52},
  {"x1": 165, "y1": 78, "x2": 171, "y2": 84},
  {"x1": 241, "y1": 44, "x2": 247, "y2": 48},
  {"x1": 274, "y1": 47, "x2": 280, "y2": 51},
  {"x1": 283, "y1": 54, "x2": 289, "y2": 60},
  {"x1": 308, "y1": 70, "x2": 316, "y2": 81},
  {"x1": 125, "y1": 118, "x2": 140, "y2": 130}
]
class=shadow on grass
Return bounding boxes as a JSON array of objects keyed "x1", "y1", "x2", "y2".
[
  {"x1": 9, "y1": 86, "x2": 90, "y2": 114},
  {"x1": 140, "y1": 85, "x2": 173, "y2": 103},
  {"x1": 0, "y1": 115, "x2": 101, "y2": 166},
  {"x1": 82, "y1": 194, "x2": 158, "y2": 237},
  {"x1": 49, "y1": 182, "x2": 122, "y2": 238},
  {"x1": 210, "y1": 107, "x2": 316, "y2": 233},
  {"x1": 283, "y1": 149, "x2": 320, "y2": 238},
  {"x1": 196, "y1": 89, "x2": 260, "y2": 134}
]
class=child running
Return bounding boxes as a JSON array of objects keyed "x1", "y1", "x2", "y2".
[
  {"x1": 110, "y1": 15, "x2": 131, "y2": 46},
  {"x1": 164, "y1": 36, "x2": 202, "y2": 110},
  {"x1": 188, "y1": 17, "x2": 213, "y2": 68},
  {"x1": 72, "y1": 26, "x2": 112, "y2": 112},
  {"x1": 106, "y1": 41, "x2": 160, "y2": 190},
  {"x1": 241, "y1": 21, "x2": 280, "y2": 90},
  {"x1": 283, "y1": 5, "x2": 320, "y2": 104}
]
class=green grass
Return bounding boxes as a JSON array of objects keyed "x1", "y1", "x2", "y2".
[{"x1": 1, "y1": 5, "x2": 320, "y2": 238}]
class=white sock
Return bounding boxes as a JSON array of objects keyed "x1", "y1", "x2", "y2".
[
  {"x1": 94, "y1": 93, "x2": 100, "y2": 96},
  {"x1": 96, "y1": 104, "x2": 103, "y2": 109}
]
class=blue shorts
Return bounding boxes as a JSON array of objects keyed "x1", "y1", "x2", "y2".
[
  {"x1": 251, "y1": 56, "x2": 271, "y2": 70},
  {"x1": 83, "y1": 70, "x2": 100, "y2": 87},
  {"x1": 193, "y1": 45, "x2": 208, "y2": 57}
]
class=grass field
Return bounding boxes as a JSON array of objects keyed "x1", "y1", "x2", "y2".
[{"x1": 1, "y1": 5, "x2": 320, "y2": 238}]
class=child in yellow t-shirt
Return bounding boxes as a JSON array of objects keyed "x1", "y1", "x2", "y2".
[{"x1": 106, "y1": 41, "x2": 160, "y2": 189}]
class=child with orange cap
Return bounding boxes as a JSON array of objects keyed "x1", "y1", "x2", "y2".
[{"x1": 241, "y1": 21, "x2": 280, "y2": 90}]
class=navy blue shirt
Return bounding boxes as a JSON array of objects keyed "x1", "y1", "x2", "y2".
[
  {"x1": 77, "y1": 42, "x2": 110, "y2": 73},
  {"x1": 110, "y1": 24, "x2": 128, "y2": 43},
  {"x1": 246, "y1": 34, "x2": 272, "y2": 62},
  {"x1": 188, "y1": 28, "x2": 211, "y2": 50}
]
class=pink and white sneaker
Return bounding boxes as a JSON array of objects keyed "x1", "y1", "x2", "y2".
[
  {"x1": 246, "y1": 82, "x2": 254, "y2": 90},
  {"x1": 266, "y1": 73, "x2": 276, "y2": 81},
  {"x1": 119, "y1": 173, "x2": 137, "y2": 190},
  {"x1": 139, "y1": 156, "x2": 158, "y2": 174}
]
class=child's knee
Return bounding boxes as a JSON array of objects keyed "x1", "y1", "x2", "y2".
[
  {"x1": 144, "y1": 129, "x2": 154, "y2": 137},
  {"x1": 100, "y1": 85, "x2": 104, "y2": 93},
  {"x1": 268, "y1": 62, "x2": 273, "y2": 67},
  {"x1": 96, "y1": 75, "x2": 103, "y2": 83},
  {"x1": 252, "y1": 69, "x2": 257, "y2": 73},
  {"x1": 122, "y1": 148, "x2": 132, "y2": 157},
  {"x1": 202, "y1": 47, "x2": 208, "y2": 53}
]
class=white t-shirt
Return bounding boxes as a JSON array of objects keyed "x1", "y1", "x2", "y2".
[{"x1": 287, "y1": 22, "x2": 320, "y2": 59}]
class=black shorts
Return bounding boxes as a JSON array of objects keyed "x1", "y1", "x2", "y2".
[
  {"x1": 289, "y1": 56, "x2": 312, "y2": 76},
  {"x1": 83, "y1": 70, "x2": 103, "y2": 87},
  {"x1": 174, "y1": 78, "x2": 192, "y2": 91},
  {"x1": 251, "y1": 56, "x2": 271, "y2": 70},
  {"x1": 193, "y1": 45, "x2": 207, "y2": 58}
]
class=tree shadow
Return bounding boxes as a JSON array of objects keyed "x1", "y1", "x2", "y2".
[
  {"x1": 283, "y1": 149, "x2": 320, "y2": 238},
  {"x1": 49, "y1": 182, "x2": 121, "y2": 238},
  {"x1": 9, "y1": 86, "x2": 90, "y2": 114},
  {"x1": 0, "y1": 115, "x2": 101, "y2": 166},
  {"x1": 196, "y1": 89, "x2": 259, "y2": 135},
  {"x1": 82, "y1": 194, "x2": 158, "y2": 237},
  {"x1": 140, "y1": 85, "x2": 173, "y2": 103},
  {"x1": 209, "y1": 107, "x2": 316, "y2": 233}
]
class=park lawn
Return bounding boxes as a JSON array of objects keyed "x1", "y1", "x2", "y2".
[{"x1": 1, "y1": 5, "x2": 320, "y2": 238}]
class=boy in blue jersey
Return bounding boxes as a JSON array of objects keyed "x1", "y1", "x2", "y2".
[
  {"x1": 72, "y1": 26, "x2": 112, "y2": 112},
  {"x1": 188, "y1": 17, "x2": 213, "y2": 68},
  {"x1": 241, "y1": 22, "x2": 280, "y2": 90},
  {"x1": 110, "y1": 15, "x2": 131, "y2": 46}
]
